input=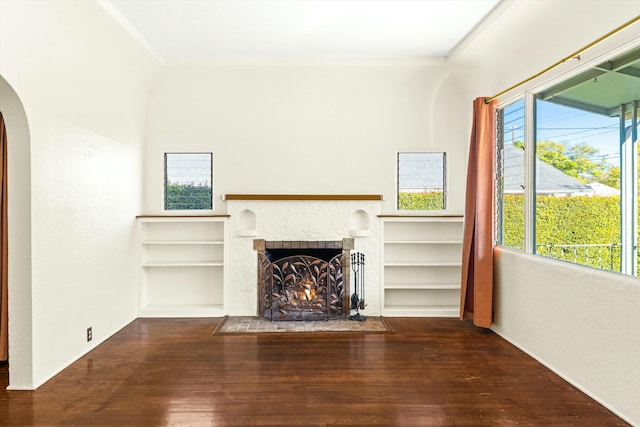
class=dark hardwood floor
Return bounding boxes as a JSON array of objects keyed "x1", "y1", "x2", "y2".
[{"x1": 0, "y1": 318, "x2": 628, "y2": 426}]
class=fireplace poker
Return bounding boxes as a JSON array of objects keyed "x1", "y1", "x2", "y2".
[
  {"x1": 360, "y1": 252, "x2": 365, "y2": 309},
  {"x1": 349, "y1": 252, "x2": 366, "y2": 321}
]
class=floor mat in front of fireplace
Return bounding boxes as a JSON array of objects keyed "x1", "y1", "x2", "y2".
[{"x1": 212, "y1": 316, "x2": 393, "y2": 335}]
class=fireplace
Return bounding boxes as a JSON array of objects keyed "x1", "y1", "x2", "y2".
[{"x1": 254, "y1": 239, "x2": 353, "y2": 321}]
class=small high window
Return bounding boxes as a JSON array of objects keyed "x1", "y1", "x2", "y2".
[
  {"x1": 164, "y1": 153, "x2": 213, "y2": 210},
  {"x1": 397, "y1": 152, "x2": 446, "y2": 210}
]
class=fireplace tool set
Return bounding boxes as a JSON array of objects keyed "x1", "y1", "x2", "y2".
[{"x1": 349, "y1": 252, "x2": 366, "y2": 321}]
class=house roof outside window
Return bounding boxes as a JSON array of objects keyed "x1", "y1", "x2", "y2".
[{"x1": 502, "y1": 145, "x2": 594, "y2": 196}]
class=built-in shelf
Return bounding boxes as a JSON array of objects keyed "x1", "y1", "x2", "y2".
[
  {"x1": 137, "y1": 216, "x2": 227, "y2": 317},
  {"x1": 382, "y1": 216, "x2": 463, "y2": 317},
  {"x1": 384, "y1": 283, "x2": 461, "y2": 290},
  {"x1": 385, "y1": 240, "x2": 463, "y2": 245},
  {"x1": 382, "y1": 305, "x2": 459, "y2": 317},
  {"x1": 142, "y1": 241, "x2": 224, "y2": 245},
  {"x1": 142, "y1": 261, "x2": 224, "y2": 267},
  {"x1": 223, "y1": 194, "x2": 383, "y2": 201},
  {"x1": 384, "y1": 262, "x2": 463, "y2": 267}
]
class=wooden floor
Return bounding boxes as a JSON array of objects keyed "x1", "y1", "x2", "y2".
[{"x1": 0, "y1": 318, "x2": 628, "y2": 426}]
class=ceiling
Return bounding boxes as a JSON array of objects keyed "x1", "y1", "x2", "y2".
[
  {"x1": 102, "y1": 0, "x2": 501, "y2": 62},
  {"x1": 540, "y1": 46, "x2": 640, "y2": 117}
]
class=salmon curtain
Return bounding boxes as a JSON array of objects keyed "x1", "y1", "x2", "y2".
[
  {"x1": 0, "y1": 112, "x2": 7, "y2": 360},
  {"x1": 460, "y1": 97, "x2": 497, "y2": 328}
]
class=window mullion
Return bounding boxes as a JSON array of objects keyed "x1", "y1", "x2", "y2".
[
  {"x1": 620, "y1": 104, "x2": 636, "y2": 275},
  {"x1": 631, "y1": 102, "x2": 638, "y2": 276},
  {"x1": 524, "y1": 92, "x2": 536, "y2": 254},
  {"x1": 495, "y1": 108, "x2": 504, "y2": 246}
]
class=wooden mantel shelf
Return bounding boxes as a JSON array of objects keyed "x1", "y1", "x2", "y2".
[
  {"x1": 223, "y1": 194, "x2": 384, "y2": 201},
  {"x1": 378, "y1": 214, "x2": 463, "y2": 218},
  {"x1": 136, "y1": 215, "x2": 230, "y2": 218}
]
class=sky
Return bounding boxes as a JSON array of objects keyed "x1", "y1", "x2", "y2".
[
  {"x1": 502, "y1": 99, "x2": 621, "y2": 165},
  {"x1": 165, "y1": 153, "x2": 212, "y2": 186}
]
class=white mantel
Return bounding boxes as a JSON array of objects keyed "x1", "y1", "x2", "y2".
[{"x1": 225, "y1": 195, "x2": 383, "y2": 316}]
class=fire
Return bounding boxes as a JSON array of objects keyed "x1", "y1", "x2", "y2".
[{"x1": 289, "y1": 276, "x2": 317, "y2": 302}]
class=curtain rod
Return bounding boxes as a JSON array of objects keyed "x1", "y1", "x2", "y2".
[{"x1": 485, "y1": 14, "x2": 640, "y2": 104}]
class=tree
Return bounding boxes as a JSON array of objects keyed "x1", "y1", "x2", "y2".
[
  {"x1": 600, "y1": 166, "x2": 620, "y2": 189},
  {"x1": 537, "y1": 141, "x2": 581, "y2": 178},
  {"x1": 512, "y1": 140, "x2": 618, "y2": 188},
  {"x1": 566, "y1": 142, "x2": 602, "y2": 181}
]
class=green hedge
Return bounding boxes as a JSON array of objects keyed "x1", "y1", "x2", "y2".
[
  {"x1": 503, "y1": 195, "x2": 621, "y2": 245},
  {"x1": 402, "y1": 191, "x2": 626, "y2": 270},
  {"x1": 166, "y1": 184, "x2": 212, "y2": 210},
  {"x1": 535, "y1": 196, "x2": 620, "y2": 245},
  {"x1": 502, "y1": 194, "x2": 525, "y2": 248},
  {"x1": 398, "y1": 192, "x2": 444, "y2": 210},
  {"x1": 503, "y1": 195, "x2": 622, "y2": 270}
]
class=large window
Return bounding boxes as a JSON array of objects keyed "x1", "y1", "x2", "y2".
[
  {"x1": 535, "y1": 99, "x2": 620, "y2": 271},
  {"x1": 164, "y1": 153, "x2": 213, "y2": 210},
  {"x1": 496, "y1": 45, "x2": 640, "y2": 276},
  {"x1": 397, "y1": 152, "x2": 446, "y2": 211}
]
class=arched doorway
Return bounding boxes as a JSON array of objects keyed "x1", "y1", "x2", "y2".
[{"x1": 0, "y1": 75, "x2": 33, "y2": 390}]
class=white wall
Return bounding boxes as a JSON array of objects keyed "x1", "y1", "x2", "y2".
[
  {"x1": 0, "y1": 76, "x2": 33, "y2": 389},
  {"x1": 451, "y1": 1, "x2": 640, "y2": 424},
  {"x1": 226, "y1": 200, "x2": 382, "y2": 316},
  {"x1": 0, "y1": 0, "x2": 161, "y2": 388},
  {"x1": 144, "y1": 61, "x2": 475, "y2": 322},
  {"x1": 451, "y1": 0, "x2": 640, "y2": 101},
  {"x1": 493, "y1": 249, "x2": 640, "y2": 424},
  {"x1": 144, "y1": 61, "x2": 470, "y2": 215}
]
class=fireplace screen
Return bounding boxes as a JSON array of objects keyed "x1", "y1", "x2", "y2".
[{"x1": 255, "y1": 240, "x2": 352, "y2": 321}]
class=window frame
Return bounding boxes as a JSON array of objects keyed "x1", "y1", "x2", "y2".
[
  {"x1": 396, "y1": 151, "x2": 447, "y2": 212},
  {"x1": 495, "y1": 47, "x2": 640, "y2": 276},
  {"x1": 164, "y1": 152, "x2": 214, "y2": 211},
  {"x1": 496, "y1": 97, "x2": 528, "y2": 252}
]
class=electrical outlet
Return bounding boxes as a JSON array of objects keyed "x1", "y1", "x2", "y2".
[{"x1": 87, "y1": 327, "x2": 92, "y2": 342}]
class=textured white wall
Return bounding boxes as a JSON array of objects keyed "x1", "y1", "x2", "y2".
[
  {"x1": 0, "y1": 76, "x2": 33, "y2": 389},
  {"x1": 144, "y1": 61, "x2": 470, "y2": 216},
  {"x1": 451, "y1": 2, "x2": 640, "y2": 424},
  {"x1": 493, "y1": 249, "x2": 640, "y2": 424},
  {"x1": 226, "y1": 200, "x2": 382, "y2": 316},
  {"x1": 451, "y1": 0, "x2": 640, "y2": 102},
  {"x1": 0, "y1": 0, "x2": 161, "y2": 388}
]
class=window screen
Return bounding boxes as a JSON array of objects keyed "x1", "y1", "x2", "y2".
[
  {"x1": 164, "y1": 153, "x2": 213, "y2": 210},
  {"x1": 397, "y1": 152, "x2": 446, "y2": 210}
]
